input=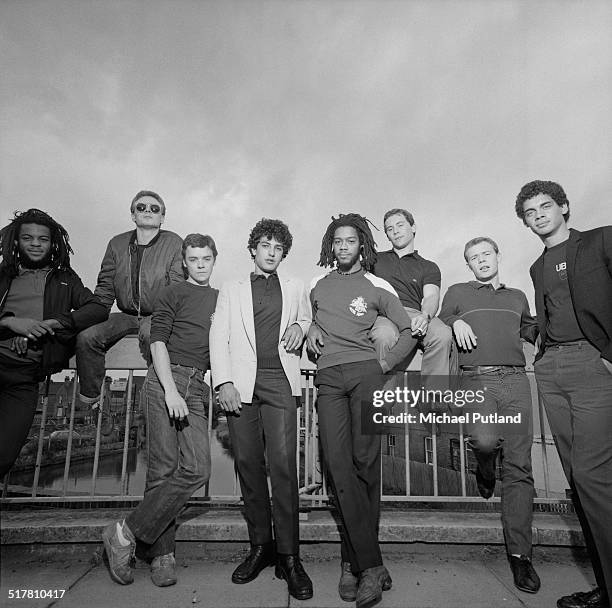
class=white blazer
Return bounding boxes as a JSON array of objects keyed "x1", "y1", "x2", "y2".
[{"x1": 209, "y1": 274, "x2": 311, "y2": 403}]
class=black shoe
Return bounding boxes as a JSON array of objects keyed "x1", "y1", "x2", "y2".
[
  {"x1": 275, "y1": 554, "x2": 313, "y2": 600},
  {"x1": 557, "y1": 587, "x2": 610, "y2": 608},
  {"x1": 509, "y1": 555, "x2": 540, "y2": 594},
  {"x1": 475, "y1": 467, "x2": 496, "y2": 499},
  {"x1": 231, "y1": 544, "x2": 275, "y2": 584}
]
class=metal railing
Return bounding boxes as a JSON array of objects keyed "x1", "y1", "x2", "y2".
[{"x1": 1, "y1": 338, "x2": 567, "y2": 508}]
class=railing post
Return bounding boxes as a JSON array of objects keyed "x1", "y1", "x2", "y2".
[
  {"x1": 62, "y1": 373, "x2": 79, "y2": 497},
  {"x1": 90, "y1": 381, "x2": 106, "y2": 497},
  {"x1": 120, "y1": 371, "x2": 134, "y2": 496},
  {"x1": 31, "y1": 377, "x2": 51, "y2": 497}
]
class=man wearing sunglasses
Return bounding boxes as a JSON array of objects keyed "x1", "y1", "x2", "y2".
[{"x1": 76, "y1": 190, "x2": 183, "y2": 408}]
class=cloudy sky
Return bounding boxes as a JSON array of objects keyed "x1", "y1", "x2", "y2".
[{"x1": 2, "y1": 0, "x2": 611, "y2": 308}]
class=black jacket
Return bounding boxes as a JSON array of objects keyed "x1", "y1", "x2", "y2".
[
  {"x1": 530, "y1": 226, "x2": 612, "y2": 362},
  {"x1": 0, "y1": 265, "x2": 108, "y2": 378}
]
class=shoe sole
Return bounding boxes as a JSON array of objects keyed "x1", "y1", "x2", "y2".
[
  {"x1": 339, "y1": 591, "x2": 357, "y2": 602},
  {"x1": 274, "y1": 566, "x2": 314, "y2": 600},
  {"x1": 515, "y1": 583, "x2": 540, "y2": 594},
  {"x1": 151, "y1": 576, "x2": 177, "y2": 587},
  {"x1": 101, "y1": 533, "x2": 133, "y2": 586}
]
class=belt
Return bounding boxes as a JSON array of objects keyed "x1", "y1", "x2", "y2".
[
  {"x1": 545, "y1": 340, "x2": 589, "y2": 350},
  {"x1": 460, "y1": 365, "x2": 525, "y2": 374}
]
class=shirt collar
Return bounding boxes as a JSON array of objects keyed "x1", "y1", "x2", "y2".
[
  {"x1": 250, "y1": 271, "x2": 278, "y2": 282},
  {"x1": 468, "y1": 280, "x2": 506, "y2": 290},
  {"x1": 392, "y1": 248, "x2": 418, "y2": 259}
]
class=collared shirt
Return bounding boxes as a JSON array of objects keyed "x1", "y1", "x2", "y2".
[
  {"x1": 250, "y1": 272, "x2": 282, "y2": 369},
  {"x1": 373, "y1": 249, "x2": 441, "y2": 309},
  {"x1": 0, "y1": 267, "x2": 48, "y2": 363},
  {"x1": 439, "y1": 281, "x2": 538, "y2": 367}
]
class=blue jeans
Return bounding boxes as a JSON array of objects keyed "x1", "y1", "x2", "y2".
[
  {"x1": 126, "y1": 364, "x2": 211, "y2": 558},
  {"x1": 535, "y1": 341, "x2": 612, "y2": 597},
  {"x1": 75, "y1": 312, "x2": 151, "y2": 401},
  {"x1": 461, "y1": 368, "x2": 534, "y2": 556}
]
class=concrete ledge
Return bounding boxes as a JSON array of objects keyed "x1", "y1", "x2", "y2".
[{"x1": 0, "y1": 507, "x2": 584, "y2": 547}]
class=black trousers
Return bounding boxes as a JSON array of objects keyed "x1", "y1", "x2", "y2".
[
  {"x1": 227, "y1": 368, "x2": 299, "y2": 555},
  {"x1": 0, "y1": 354, "x2": 40, "y2": 477},
  {"x1": 315, "y1": 359, "x2": 384, "y2": 573}
]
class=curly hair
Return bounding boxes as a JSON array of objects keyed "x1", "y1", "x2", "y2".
[
  {"x1": 0, "y1": 209, "x2": 73, "y2": 278},
  {"x1": 317, "y1": 213, "x2": 378, "y2": 272},
  {"x1": 515, "y1": 180, "x2": 570, "y2": 224},
  {"x1": 247, "y1": 218, "x2": 293, "y2": 260}
]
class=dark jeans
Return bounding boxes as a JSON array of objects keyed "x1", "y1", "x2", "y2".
[
  {"x1": 535, "y1": 342, "x2": 612, "y2": 597},
  {"x1": 0, "y1": 354, "x2": 40, "y2": 477},
  {"x1": 126, "y1": 364, "x2": 210, "y2": 558},
  {"x1": 227, "y1": 368, "x2": 299, "y2": 555},
  {"x1": 75, "y1": 312, "x2": 151, "y2": 401},
  {"x1": 461, "y1": 368, "x2": 534, "y2": 556},
  {"x1": 315, "y1": 359, "x2": 383, "y2": 573}
]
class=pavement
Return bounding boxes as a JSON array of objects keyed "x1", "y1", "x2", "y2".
[{"x1": 0, "y1": 507, "x2": 597, "y2": 608}]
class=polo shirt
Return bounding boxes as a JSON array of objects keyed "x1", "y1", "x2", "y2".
[{"x1": 373, "y1": 250, "x2": 441, "y2": 310}]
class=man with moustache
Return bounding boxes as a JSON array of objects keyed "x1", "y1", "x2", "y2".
[
  {"x1": 0, "y1": 209, "x2": 107, "y2": 477},
  {"x1": 307, "y1": 213, "x2": 415, "y2": 608},
  {"x1": 439, "y1": 237, "x2": 540, "y2": 594},
  {"x1": 76, "y1": 190, "x2": 183, "y2": 409},
  {"x1": 209, "y1": 218, "x2": 313, "y2": 600},
  {"x1": 516, "y1": 180, "x2": 612, "y2": 608}
]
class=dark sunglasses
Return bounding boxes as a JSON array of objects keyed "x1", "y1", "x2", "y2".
[{"x1": 135, "y1": 202, "x2": 162, "y2": 214}]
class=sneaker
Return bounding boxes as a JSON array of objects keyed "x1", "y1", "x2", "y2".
[
  {"x1": 151, "y1": 553, "x2": 177, "y2": 587},
  {"x1": 102, "y1": 521, "x2": 135, "y2": 585},
  {"x1": 338, "y1": 561, "x2": 358, "y2": 602}
]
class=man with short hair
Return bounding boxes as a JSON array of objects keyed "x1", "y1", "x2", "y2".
[
  {"x1": 210, "y1": 219, "x2": 313, "y2": 601},
  {"x1": 439, "y1": 236, "x2": 540, "y2": 594},
  {"x1": 370, "y1": 208, "x2": 452, "y2": 378},
  {"x1": 76, "y1": 191, "x2": 183, "y2": 407},
  {"x1": 0, "y1": 209, "x2": 107, "y2": 476},
  {"x1": 516, "y1": 180, "x2": 612, "y2": 608},
  {"x1": 307, "y1": 213, "x2": 415, "y2": 608},
  {"x1": 102, "y1": 233, "x2": 218, "y2": 588}
]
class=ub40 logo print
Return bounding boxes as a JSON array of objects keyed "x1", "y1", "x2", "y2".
[
  {"x1": 556, "y1": 261, "x2": 567, "y2": 280},
  {"x1": 349, "y1": 296, "x2": 368, "y2": 316}
]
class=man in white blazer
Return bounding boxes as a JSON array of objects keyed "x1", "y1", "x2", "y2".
[{"x1": 210, "y1": 218, "x2": 313, "y2": 601}]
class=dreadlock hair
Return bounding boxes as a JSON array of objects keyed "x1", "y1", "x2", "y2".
[
  {"x1": 0, "y1": 209, "x2": 73, "y2": 278},
  {"x1": 317, "y1": 213, "x2": 378, "y2": 272}
]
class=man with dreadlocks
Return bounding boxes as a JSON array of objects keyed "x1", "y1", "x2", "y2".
[
  {"x1": 0, "y1": 209, "x2": 107, "y2": 476},
  {"x1": 307, "y1": 213, "x2": 416, "y2": 608}
]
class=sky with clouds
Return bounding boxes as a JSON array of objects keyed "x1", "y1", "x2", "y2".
[{"x1": 2, "y1": 0, "x2": 611, "y2": 308}]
